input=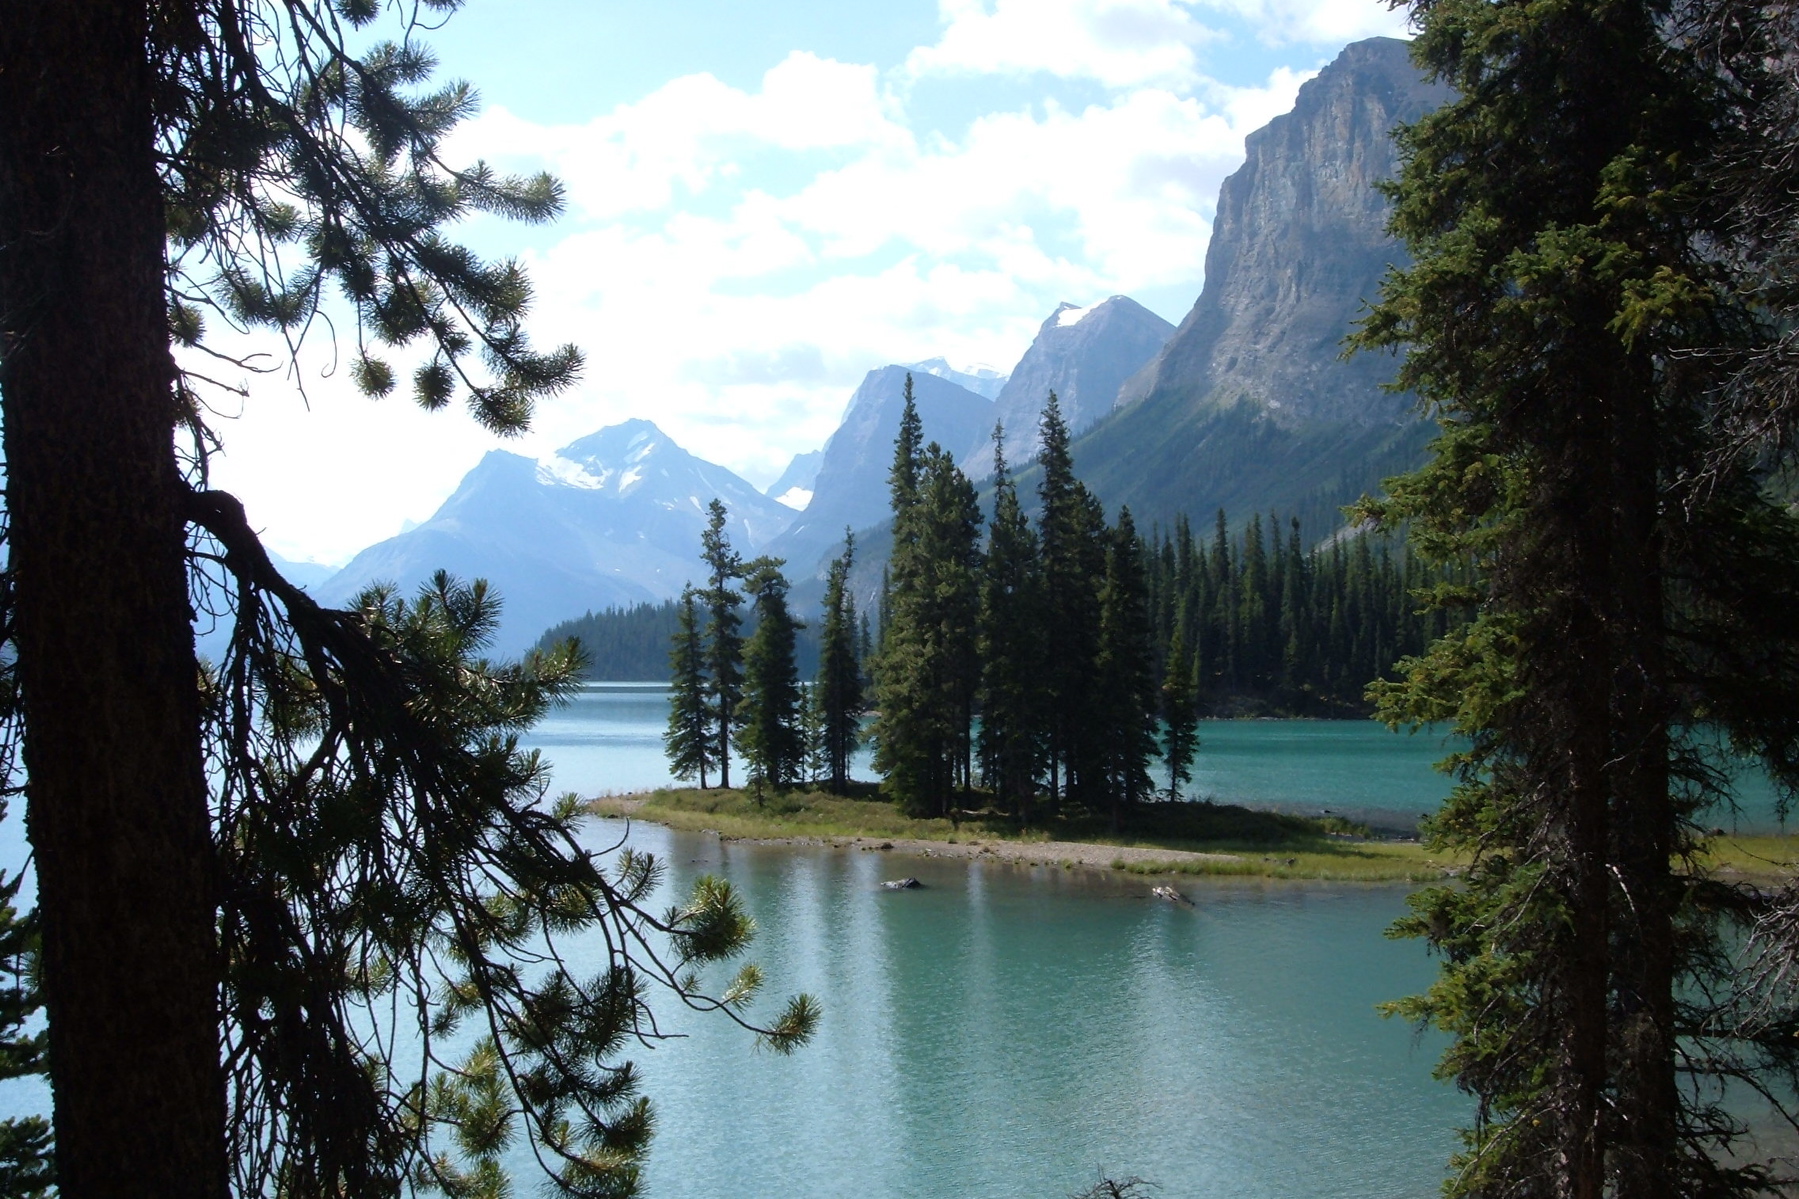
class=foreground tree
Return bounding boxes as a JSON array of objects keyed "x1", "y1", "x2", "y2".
[
  {"x1": 1159, "y1": 629, "x2": 1199, "y2": 803},
  {"x1": 976, "y1": 430, "x2": 1045, "y2": 819},
  {"x1": 1357, "y1": 3, "x2": 1799, "y2": 1194},
  {"x1": 0, "y1": 4, "x2": 811, "y2": 1194}
]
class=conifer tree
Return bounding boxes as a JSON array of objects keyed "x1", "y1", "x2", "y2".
[
  {"x1": 1159, "y1": 630, "x2": 1200, "y2": 803},
  {"x1": 665, "y1": 588, "x2": 714, "y2": 788},
  {"x1": 1354, "y1": 5, "x2": 1799, "y2": 1193},
  {"x1": 699, "y1": 499, "x2": 746, "y2": 790},
  {"x1": 0, "y1": 5, "x2": 816, "y2": 1194},
  {"x1": 873, "y1": 420, "x2": 983, "y2": 817},
  {"x1": 1036, "y1": 393, "x2": 1107, "y2": 808},
  {"x1": 736, "y1": 558, "x2": 805, "y2": 794},
  {"x1": 1096, "y1": 508, "x2": 1159, "y2": 829},
  {"x1": 977, "y1": 429, "x2": 1046, "y2": 819},
  {"x1": 815, "y1": 533, "x2": 864, "y2": 795}
]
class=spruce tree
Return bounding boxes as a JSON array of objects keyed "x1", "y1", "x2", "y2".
[
  {"x1": 977, "y1": 429, "x2": 1046, "y2": 819},
  {"x1": 699, "y1": 499, "x2": 746, "y2": 790},
  {"x1": 665, "y1": 588, "x2": 714, "y2": 788},
  {"x1": 1355, "y1": 5, "x2": 1799, "y2": 1194},
  {"x1": 815, "y1": 533, "x2": 864, "y2": 795},
  {"x1": 1096, "y1": 508, "x2": 1159, "y2": 829},
  {"x1": 1036, "y1": 393, "x2": 1107, "y2": 808},
  {"x1": 874, "y1": 426, "x2": 983, "y2": 818},
  {"x1": 736, "y1": 557, "x2": 805, "y2": 795},
  {"x1": 1159, "y1": 630, "x2": 1200, "y2": 803}
]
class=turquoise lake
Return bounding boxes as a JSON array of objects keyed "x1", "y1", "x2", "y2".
[{"x1": 4, "y1": 685, "x2": 1789, "y2": 1194}]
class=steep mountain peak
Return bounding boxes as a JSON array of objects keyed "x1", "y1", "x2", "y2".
[
  {"x1": 1114, "y1": 36, "x2": 1451, "y2": 428},
  {"x1": 964, "y1": 294, "x2": 1174, "y2": 480}
]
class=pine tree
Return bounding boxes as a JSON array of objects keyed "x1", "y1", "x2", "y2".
[
  {"x1": 815, "y1": 533, "x2": 864, "y2": 795},
  {"x1": 1354, "y1": 6, "x2": 1799, "y2": 1194},
  {"x1": 977, "y1": 429, "x2": 1046, "y2": 819},
  {"x1": 736, "y1": 558, "x2": 805, "y2": 795},
  {"x1": 665, "y1": 588, "x2": 714, "y2": 788},
  {"x1": 1159, "y1": 631, "x2": 1200, "y2": 803},
  {"x1": 0, "y1": 6, "x2": 822, "y2": 1195},
  {"x1": 699, "y1": 499, "x2": 746, "y2": 791}
]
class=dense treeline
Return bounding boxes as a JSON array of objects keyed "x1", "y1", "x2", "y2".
[
  {"x1": 1144, "y1": 512, "x2": 1457, "y2": 715},
  {"x1": 656, "y1": 377, "x2": 1458, "y2": 824},
  {"x1": 538, "y1": 601, "x2": 682, "y2": 679}
]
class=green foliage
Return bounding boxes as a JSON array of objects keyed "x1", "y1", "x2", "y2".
[
  {"x1": 203, "y1": 559, "x2": 814, "y2": 1197},
  {"x1": 873, "y1": 408, "x2": 984, "y2": 818},
  {"x1": 1096, "y1": 509, "x2": 1159, "y2": 826},
  {"x1": 1159, "y1": 629, "x2": 1200, "y2": 803},
  {"x1": 976, "y1": 430, "x2": 1046, "y2": 820},
  {"x1": 664, "y1": 590, "x2": 714, "y2": 788},
  {"x1": 814, "y1": 534, "x2": 864, "y2": 795},
  {"x1": 1350, "y1": 3, "x2": 1799, "y2": 1193},
  {"x1": 541, "y1": 601, "x2": 682, "y2": 681},
  {"x1": 698, "y1": 500, "x2": 746, "y2": 790},
  {"x1": 736, "y1": 558, "x2": 806, "y2": 793}
]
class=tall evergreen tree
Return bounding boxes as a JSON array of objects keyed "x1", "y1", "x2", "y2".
[
  {"x1": 736, "y1": 558, "x2": 806, "y2": 794},
  {"x1": 977, "y1": 429, "x2": 1046, "y2": 819},
  {"x1": 699, "y1": 499, "x2": 746, "y2": 790},
  {"x1": 1355, "y1": 5, "x2": 1799, "y2": 1194},
  {"x1": 874, "y1": 433, "x2": 983, "y2": 818},
  {"x1": 1096, "y1": 508, "x2": 1159, "y2": 829},
  {"x1": 815, "y1": 533, "x2": 864, "y2": 795},
  {"x1": 665, "y1": 588, "x2": 714, "y2": 788},
  {"x1": 1036, "y1": 393, "x2": 1107, "y2": 808}
]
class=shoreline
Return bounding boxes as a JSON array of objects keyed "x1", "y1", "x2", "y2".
[{"x1": 587, "y1": 793, "x2": 1454, "y2": 883}]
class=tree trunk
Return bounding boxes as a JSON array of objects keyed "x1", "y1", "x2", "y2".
[{"x1": 0, "y1": 5, "x2": 227, "y2": 1196}]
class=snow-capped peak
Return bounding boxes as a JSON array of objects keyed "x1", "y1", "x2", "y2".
[{"x1": 1055, "y1": 303, "x2": 1094, "y2": 328}]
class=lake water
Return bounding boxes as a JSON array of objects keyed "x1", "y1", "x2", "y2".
[
  {"x1": 595, "y1": 824, "x2": 1466, "y2": 1199},
  {"x1": 4, "y1": 685, "x2": 1787, "y2": 1194},
  {"x1": 527, "y1": 684, "x2": 1790, "y2": 834}
]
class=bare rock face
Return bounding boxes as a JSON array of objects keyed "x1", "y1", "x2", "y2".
[
  {"x1": 964, "y1": 296, "x2": 1174, "y2": 480},
  {"x1": 1116, "y1": 37, "x2": 1452, "y2": 429}
]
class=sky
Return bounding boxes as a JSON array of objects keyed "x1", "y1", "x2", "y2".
[{"x1": 205, "y1": 0, "x2": 1411, "y2": 566}]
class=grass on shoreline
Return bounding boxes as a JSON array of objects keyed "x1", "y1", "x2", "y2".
[
  {"x1": 586, "y1": 787, "x2": 1799, "y2": 886},
  {"x1": 586, "y1": 786, "x2": 1458, "y2": 882}
]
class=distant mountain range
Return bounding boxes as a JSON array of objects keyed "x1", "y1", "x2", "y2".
[
  {"x1": 312, "y1": 421, "x2": 792, "y2": 654},
  {"x1": 300, "y1": 35, "x2": 1450, "y2": 654}
]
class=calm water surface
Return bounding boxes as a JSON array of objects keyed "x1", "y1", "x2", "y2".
[{"x1": 592, "y1": 824, "x2": 1466, "y2": 1199}]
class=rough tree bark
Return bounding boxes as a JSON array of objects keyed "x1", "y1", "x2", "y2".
[{"x1": 0, "y1": 3, "x2": 229, "y2": 1195}]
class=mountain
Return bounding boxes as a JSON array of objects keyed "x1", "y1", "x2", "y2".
[
  {"x1": 963, "y1": 295, "x2": 1174, "y2": 481},
  {"x1": 765, "y1": 449, "x2": 824, "y2": 510},
  {"x1": 769, "y1": 365, "x2": 994, "y2": 571},
  {"x1": 1070, "y1": 37, "x2": 1453, "y2": 533},
  {"x1": 903, "y1": 357, "x2": 1009, "y2": 400},
  {"x1": 314, "y1": 420, "x2": 794, "y2": 654}
]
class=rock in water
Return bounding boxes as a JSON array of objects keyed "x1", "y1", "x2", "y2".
[
  {"x1": 881, "y1": 877, "x2": 922, "y2": 891},
  {"x1": 1152, "y1": 885, "x2": 1195, "y2": 906}
]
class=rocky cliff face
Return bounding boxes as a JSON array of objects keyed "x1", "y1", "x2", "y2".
[
  {"x1": 1117, "y1": 37, "x2": 1450, "y2": 428},
  {"x1": 1066, "y1": 37, "x2": 1450, "y2": 534},
  {"x1": 964, "y1": 295, "x2": 1174, "y2": 481}
]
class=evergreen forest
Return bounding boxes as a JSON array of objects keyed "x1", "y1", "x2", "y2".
[{"x1": 663, "y1": 379, "x2": 1461, "y2": 828}]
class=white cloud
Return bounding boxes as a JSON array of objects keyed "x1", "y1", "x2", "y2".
[
  {"x1": 904, "y1": 0, "x2": 1222, "y2": 90},
  {"x1": 212, "y1": 29, "x2": 1325, "y2": 565},
  {"x1": 1195, "y1": 0, "x2": 1410, "y2": 47}
]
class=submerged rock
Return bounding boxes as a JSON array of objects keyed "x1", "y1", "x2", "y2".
[{"x1": 881, "y1": 877, "x2": 921, "y2": 891}]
